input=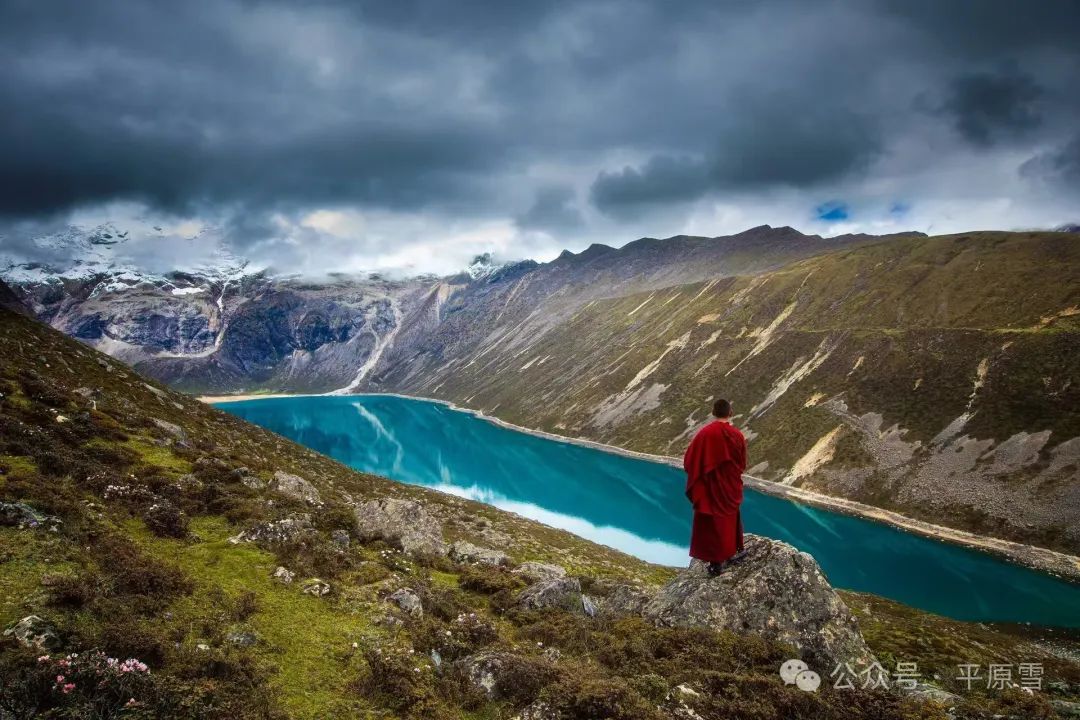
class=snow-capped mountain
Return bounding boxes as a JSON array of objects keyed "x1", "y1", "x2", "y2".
[{"x1": 0, "y1": 220, "x2": 257, "y2": 298}]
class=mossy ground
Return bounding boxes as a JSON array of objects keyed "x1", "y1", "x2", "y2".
[{"x1": 1, "y1": 306, "x2": 1077, "y2": 719}]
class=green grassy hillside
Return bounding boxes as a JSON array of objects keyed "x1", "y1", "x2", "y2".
[
  {"x1": 397, "y1": 232, "x2": 1080, "y2": 555},
  {"x1": 1, "y1": 306, "x2": 1077, "y2": 719}
]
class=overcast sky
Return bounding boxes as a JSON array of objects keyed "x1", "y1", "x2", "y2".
[{"x1": 1, "y1": 0, "x2": 1078, "y2": 276}]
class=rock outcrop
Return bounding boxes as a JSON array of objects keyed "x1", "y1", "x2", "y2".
[
  {"x1": 387, "y1": 588, "x2": 423, "y2": 617},
  {"x1": 352, "y1": 498, "x2": 446, "y2": 556},
  {"x1": 269, "y1": 470, "x2": 322, "y2": 505},
  {"x1": 229, "y1": 514, "x2": 313, "y2": 548},
  {"x1": 513, "y1": 562, "x2": 567, "y2": 583},
  {"x1": 641, "y1": 534, "x2": 874, "y2": 669},
  {"x1": 448, "y1": 540, "x2": 509, "y2": 567},
  {"x1": 518, "y1": 576, "x2": 582, "y2": 612},
  {"x1": 0, "y1": 502, "x2": 61, "y2": 531},
  {"x1": 3, "y1": 615, "x2": 60, "y2": 650}
]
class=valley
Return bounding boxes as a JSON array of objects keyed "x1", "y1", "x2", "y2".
[{"x1": 5, "y1": 225, "x2": 1080, "y2": 560}]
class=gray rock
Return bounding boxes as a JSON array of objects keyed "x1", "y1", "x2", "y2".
[
  {"x1": 514, "y1": 701, "x2": 557, "y2": 720},
  {"x1": 270, "y1": 470, "x2": 322, "y2": 505},
  {"x1": 233, "y1": 467, "x2": 267, "y2": 490},
  {"x1": 449, "y1": 540, "x2": 509, "y2": 566},
  {"x1": 352, "y1": 498, "x2": 447, "y2": 556},
  {"x1": 301, "y1": 578, "x2": 331, "y2": 596},
  {"x1": 581, "y1": 594, "x2": 598, "y2": 617},
  {"x1": 3, "y1": 615, "x2": 60, "y2": 650},
  {"x1": 174, "y1": 473, "x2": 204, "y2": 492},
  {"x1": 1052, "y1": 699, "x2": 1080, "y2": 718},
  {"x1": 641, "y1": 534, "x2": 875, "y2": 670},
  {"x1": 227, "y1": 631, "x2": 259, "y2": 648},
  {"x1": 331, "y1": 528, "x2": 351, "y2": 549},
  {"x1": 458, "y1": 652, "x2": 535, "y2": 700},
  {"x1": 0, "y1": 502, "x2": 61, "y2": 531},
  {"x1": 518, "y1": 576, "x2": 582, "y2": 612},
  {"x1": 909, "y1": 683, "x2": 961, "y2": 706},
  {"x1": 272, "y1": 566, "x2": 295, "y2": 584},
  {"x1": 513, "y1": 562, "x2": 567, "y2": 583},
  {"x1": 229, "y1": 514, "x2": 313, "y2": 547},
  {"x1": 599, "y1": 583, "x2": 656, "y2": 617},
  {"x1": 387, "y1": 588, "x2": 423, "y2": 617},
  {"x1": 151, "y1": 417, "x2": 188, "y2": 445}
]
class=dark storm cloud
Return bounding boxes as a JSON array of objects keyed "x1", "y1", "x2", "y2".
[
  {"x1": 591, "y1": 105, "x2": 881, "y2": 217},
  {"x1": 0, "y1": 0, "x2": 1078, "y2": 230},
  {"x1": 517, "y1": 186, "x2": 584, "y2": 232},
  {"x1": 937, "y1": 66, "x2": 1044, "y2": 146}
]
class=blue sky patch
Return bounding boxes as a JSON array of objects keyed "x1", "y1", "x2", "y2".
[{"x1": 815, "y1": 201, "x2": 849, "y2": 221}]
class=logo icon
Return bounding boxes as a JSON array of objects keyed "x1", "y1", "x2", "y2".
[{"x1": 780, "y1": 659, "x2": 821, "y2": 692}]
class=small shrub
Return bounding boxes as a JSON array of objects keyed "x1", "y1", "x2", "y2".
[
  {"x1": 356, "y1": 644, "x2": 455, "y2": 720},
  {"x1": 232, "y1": 590, "x2": 259, "y2": 621},
  {"x1": 459, "y1": 565, "x2": 525, "y2": 596},
  {"x1": 144, "y1": 501, "x2": 189, "y2": 538},
  {"x1": 541, "y1": 672, "x2": 663, "y2": 720}
]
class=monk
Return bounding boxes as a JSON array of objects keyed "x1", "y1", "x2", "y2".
[{"x1": 683, "y1": 398, "x2": 748, "y2": 576}]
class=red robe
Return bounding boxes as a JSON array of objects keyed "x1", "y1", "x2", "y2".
[{"x1": 683, "y1": 419, "x2": 747, "y2": 563}]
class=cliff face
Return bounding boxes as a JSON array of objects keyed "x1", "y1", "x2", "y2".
[{"x1": 6, "y1": 228, "x2": 1080, "y2": 555}]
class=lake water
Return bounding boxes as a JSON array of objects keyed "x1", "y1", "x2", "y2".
[{"x1": 217, "y1": 394, "x2": 1080, "y2": 626}]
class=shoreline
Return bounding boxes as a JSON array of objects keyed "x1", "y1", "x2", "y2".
[{"x1": 199, "y1": 390, "x2": 1080, "y2": 584}]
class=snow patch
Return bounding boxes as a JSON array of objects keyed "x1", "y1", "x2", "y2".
[{"x1": 171, "y1": 287, "x2": 206, "y2": 296}]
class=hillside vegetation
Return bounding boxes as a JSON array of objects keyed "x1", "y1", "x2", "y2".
[{"x1": 2, "y1": 306, "x2": 1078, "y2": 718}]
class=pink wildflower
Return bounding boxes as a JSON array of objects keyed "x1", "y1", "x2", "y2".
[{"x1": 62, "y1": 683, "x2": 75, "y2": 694}]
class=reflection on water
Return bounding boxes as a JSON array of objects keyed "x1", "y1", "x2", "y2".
[{"x1": 218, "y1": 394, "x2": 1080, "y2": 626}]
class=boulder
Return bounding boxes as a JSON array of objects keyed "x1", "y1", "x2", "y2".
[
  {"x1": 513, "y1": 562, "x2": 567, "y2": 583},
  {"x1": 458, "y1": 652, "x2": 542, "y2": 700},
  {"x1": 387, "y1": 588, "x2": 423, "y2": 617},
  {"x1": 301, "y1": 578, "x2": 331, "y2": 596},
  {"x1": 151, "y1": 417, "x2": 188, "y2": 446},
  {"x1": 449, "y1": 540, "x2": 509, "y2": 567},
  {"x1": 352, "y1": 498, "x2": 447, "y2": 556},
  {"x1": 272, "y1": 566, "x2": 295, "y2": 584},
  {"x1": 641, "y1": 534, "x2": 874, "y2": 670},
  {"x1": 518, "y1": 576, "x2": 582, "y2": 612},
  {"x1": 599, "y1": 583, "x2": 656, "y2": 617},
  {"x1": 331, "y1": 529, "x2": 351, "y2": 549},
  {"x1": 233, "y1": 467, "x2": 266, "y2": 490},
  {"x1": 229, "y1": 514, "x2": 313, "y2": 547},
  {"x1": 227, "y1": 630, "x2": 259, "y2": 648},
  {"x1": 514, "y1": 701, "x2": 557, "y2": 720},
  {"x1": 3, "y1": 615, "x2": 60, "y2": 650},
  {"x1": 269, "y1": 470, "x2": 322, "y2": 505},
  {"x1": 0, "y1": 502, "x2": 61, "y2": 531}
]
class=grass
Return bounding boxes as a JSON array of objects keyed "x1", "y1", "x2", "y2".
[
  {"x1": 129, "y1": 516, "x2": 377, "y2": 718},
  {"x1": 123, "y1": 438, "x2": 194, "y2": 475}
]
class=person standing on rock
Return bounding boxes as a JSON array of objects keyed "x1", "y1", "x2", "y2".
[{"x1": 684, "y1": 398, "x2": 748, "y2": 576}]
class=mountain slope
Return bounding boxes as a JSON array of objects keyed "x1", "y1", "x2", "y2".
[
  {"x1": 372, "y1": 231, "x2": 1080, "y2": 554},
  {"x1": 6, "y1": 227, "x2": 1080, "y2": 556},
  {"x1": 2, "y1": 293, "x2": 1077, "y2": 719}
]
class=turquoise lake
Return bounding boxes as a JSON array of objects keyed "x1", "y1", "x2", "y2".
[{"x1": 218, "y1": 394, "x2": 1080, "y2": 627}]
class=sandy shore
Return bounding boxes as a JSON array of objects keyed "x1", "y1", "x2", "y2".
[{"x1": 198, "y1": 390, "x2": 1080, "y2": 584}]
